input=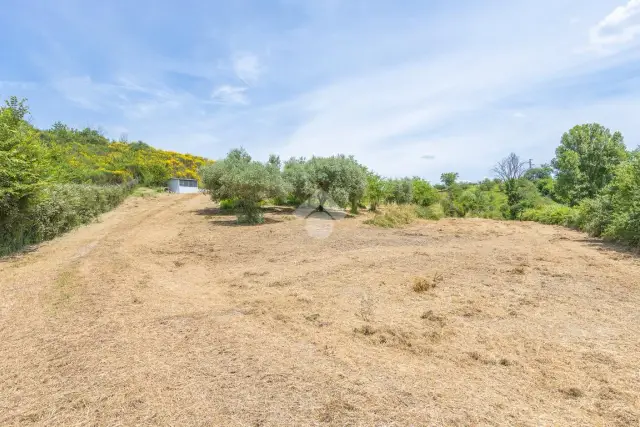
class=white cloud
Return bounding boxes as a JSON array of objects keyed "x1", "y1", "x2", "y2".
[
  {"x1": 232, "y1": 53, "x2": 262, "y2": 85},
  {"x1": 513, "y1": 112, "x2": 526, "y2": 118},
  {"x1": 211, "y1": 85, "x2": 249, "y2": 105},
  {"x1": 590, "y1": 0, "x2": 640, "y2": 49}
]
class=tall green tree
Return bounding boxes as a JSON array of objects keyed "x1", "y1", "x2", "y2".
[
  {"x1": 552, "y1": 123, "x2": 627, "y2": 205},
  {"x1": 440, "y1": 172, "x2": 459, "y2": 188}
]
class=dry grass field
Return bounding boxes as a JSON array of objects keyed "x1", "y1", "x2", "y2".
[{"x1": 1, "y1": 193, "x2": 639, "y2": 426}]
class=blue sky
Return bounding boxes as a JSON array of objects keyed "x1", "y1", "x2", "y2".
[{"x1": 1, "y1": 0, "x2": 639, "y2": 182}]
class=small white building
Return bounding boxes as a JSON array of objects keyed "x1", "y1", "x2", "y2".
[{"x1": 167, "y1": 178, "x2": 199, "y2": 194}]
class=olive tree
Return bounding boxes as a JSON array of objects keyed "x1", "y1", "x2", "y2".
[
  {"x1": 282, "y1": 157, "x2": 315, "y2": 205},
  {"x1": 306, "y1": 155, "x2": 367, "y2": 214},
  {"x1": 199, "y1": 148, "x2": 288, "y2": 224},
  {"x1": 384, "y1": 178, "x2": 413, "y2": 204}
]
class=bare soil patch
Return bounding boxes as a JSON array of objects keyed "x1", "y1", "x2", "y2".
[{"x1": 1, "y1": 194, "x2": 639, "y2": 426}]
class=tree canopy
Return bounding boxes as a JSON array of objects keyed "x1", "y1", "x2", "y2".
[{"x1": 552, "y1": 123, "x2": 627, "y2": 206}]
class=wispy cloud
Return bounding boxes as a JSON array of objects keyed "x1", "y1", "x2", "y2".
[
  {"x1": 590, "y1": 0, "x2": 640, "y2": 49},
  {"x1": 211, "y1": 85, "x2": 249, "y2": 105}
]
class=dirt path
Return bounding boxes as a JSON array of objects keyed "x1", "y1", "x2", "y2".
[{"x1": 1, "y1": 194, "x2": 639, "y2": 426}]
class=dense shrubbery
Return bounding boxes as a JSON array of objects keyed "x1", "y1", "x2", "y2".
[
  {"x1": 578, "y1": 152, "x2": 640, "y2": 245},
  {"x1": 0, "y1": 183, "x2": 133, "y2": 256},
  {"x1": 521, "y1": 204, "x2": 581, "y2": 227}
]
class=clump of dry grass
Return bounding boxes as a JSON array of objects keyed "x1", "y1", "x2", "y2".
[
  {"x1": 420, "y1": 310, "x2": 446, "y2": 326},
  {"x1": 561, "y1": 387, "x2": 584, "y2": 398},
  {"x1": 365, "y1": 204, "x2": 444, "y2": 228},
  {"x1": 412, "y1": 273, "x2": 443, "y2": 292},
  {"x1": 511, "y1": 266, "x2": 526, "y2": 275},
  {"x1": 364, "y1": 205, "x2": 416, "y2": 228},
  {"x1": 353, "y1": 324, "x2": 376, "y2": 336}
]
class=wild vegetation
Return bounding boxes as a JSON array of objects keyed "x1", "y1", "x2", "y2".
[
  {"x1": 0, "y1": 97, "x2": 209, "y2": 255},
  {"x1": 3, "y1": 94, "x2": 639, "y2": 253},
  {"x1": 201, "y1": 123, "x2": 638, "y2": 248}
]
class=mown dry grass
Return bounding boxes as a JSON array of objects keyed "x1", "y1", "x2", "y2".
[{"x1": 1, "y1": 194, "x2": 639, "y2": 426}]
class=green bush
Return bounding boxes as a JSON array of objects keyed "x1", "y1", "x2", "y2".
[
  {"x1": 521, "y1": 204, "x2": 581, "y2": 227},
  {"x1": 219, "y1": 198, "x2": 237, "y2": 211},
  {"x1": 0, "y1": 183, "x2": 132, "y2": 256},
  {"x1": 577, "y1": 197, "x2": 612, "y2": 237},
  {"x1": 588, "y1": 153, "x2": 640, "y2": 246},
  {"x1": 415, "y1": 203, "x2": 444, "y2": 220}
]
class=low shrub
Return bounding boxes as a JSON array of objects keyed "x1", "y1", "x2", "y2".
[
  {"x1": 219, "y1": 198, "x2": 237, "y2": 211},
  {"x1": 521, "y1": 204, "x2": 581, "y2": 228}
]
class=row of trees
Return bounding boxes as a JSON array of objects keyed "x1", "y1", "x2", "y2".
[
  {"x1": 200, "y1": 149, "x2": 445, "y2": 223},
  {"x1": 200, "y1": 124, "x2": 638, "y2": 247}
]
